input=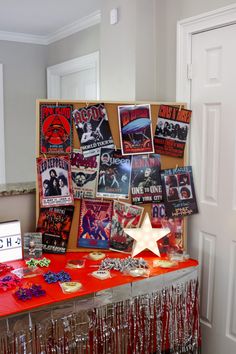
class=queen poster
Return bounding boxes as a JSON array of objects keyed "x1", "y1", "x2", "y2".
[
  {"x1": 118, "y1": 104, "x2": 154, "y2": 155},
  {"x1": 78, "y1": 199, "x2": 113, "y2": 249},
  {"x1": 97, "y1": 148, "x2": 131, "y2": 199},
  {"x1": 161, "y1": 166, "x2": 198, "y2": 217}
]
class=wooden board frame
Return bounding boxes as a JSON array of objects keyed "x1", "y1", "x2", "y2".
[{"x1": 36, "y1": 100, "x2": 187, "y2": 252}]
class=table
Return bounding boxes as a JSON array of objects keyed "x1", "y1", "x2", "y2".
[{"x1": 0, "y1": 252, "x2": 200, "y2": 353}]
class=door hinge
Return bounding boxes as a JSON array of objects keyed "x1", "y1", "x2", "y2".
[{"x1": 187, "y1": 63, "x2": 193, "y2": 80}]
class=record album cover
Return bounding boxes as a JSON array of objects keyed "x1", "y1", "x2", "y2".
[
  {"x1": 78, "y1": 199, "x2": 113, "y2": 249},
  {"x1": 40, "y1": 103, "x2": 73, "y2": 154},
  {"x1": 118, "y1": 104, "x2": 154, "y2": 155},
  {"x1": 154, "y1": 105, "x2": 191, "y2": 158},
  {"x1": 97, "y1": 148, "x2": 132, "y2": 199},
  {"x1": 73, "y1": 103, "x2": 114, "y2": 157},
  {"x1": 36, "y1": 206, "x2": 74, "y2": 254},
  {"x1": 23, "y1": 233, "x2": 42, "y2": 259},
  {"x1": 130, "y1": 154, "x2": 162, "y2": 204}
]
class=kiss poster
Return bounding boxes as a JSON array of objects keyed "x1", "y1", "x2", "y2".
[
  {"x1": 40, "y1": 103, "x2": 73, "y2": 154},
  {"x1": 118, "y1": 104, "x2": 154, "y2": 155}
]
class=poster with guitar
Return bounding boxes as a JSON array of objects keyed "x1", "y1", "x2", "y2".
[{"x1": 73, "y1": 103, "x2": 114, "y2": 157}]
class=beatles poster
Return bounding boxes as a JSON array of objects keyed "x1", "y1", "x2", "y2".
[
  {"x1": 118, "y1": 104, "x2": 154, "y2": 155},
  {"x1": 151, "y1": 203, "x2": 184, "y2": 254},
  {"x1": 71, "y1": 149, "x2": 99, "y2": 199},
  {"x1": 110, "y1": 201, "x2": 144, "y2": 253},
  {"x1": 130, "y1": 154, "x2": 162, "y2": 204},
  {"x1": 154, "y1": 105, "x2": 192, "y2": 158},
  {"x1": 73, "y1": 103, "x2": 114, "y2": 157},
  {"x1": 78, "y1": 199, "x2": 113, "y2": 249},
  {"x1": 161, "y1": 166, "x2": 198, "y2": 217},
  {"x1": 40, "y1": 103, "x2": 73, "y2": 154},
  {"x1": 97, "y1": 148, "x2": 132, "y2": 199},
  {"x1": 37, "y1": 156, "x2": 74, "y2": 207},
  {"x1": 36, "y1": 206, "x2": 74, "y2": 254}
]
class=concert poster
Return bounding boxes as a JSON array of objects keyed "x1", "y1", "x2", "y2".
[
  {"x1": 161, "y1": 166, "x2": 198, "y2": 217},
  {"x1": 110, "y1": 201, "x2": 144, "y2": 253},
  {"x1": 151, "y1": 203, "x2": 184, "y2": 255},
  {"x1": 97, "y1": 148, "x2": 132, "y2": 199},
  {"x1": 73, "y1": 103, "x2": 114, "y2": 157},
  {"x1": 118, "y1": 104, "x2": 154, "y2": 155},
  {"x1": 36, "y1": 206, "x2": 74, "y2": 254},
  {"x1": 40, "y1": 103, "x2": 73, "y2": 154},
  {"x1": 130, "y1": 154, "x2": 162, "y2": 204},
  {"x1": 23, "y1": 233, "x2": 42, "y2": 259},
  {"x1": 37, "y1": 156, "x2": 74, "y2": 207},
  {"x1": 154, "y1": 105, "x2": 192, "y2": 158},
  {"x1": 71, "y1": 149, "x2": 99, "y2": 199},
  {"x1": 78, "y1": 199, "x2": 113, "y2": 249}
]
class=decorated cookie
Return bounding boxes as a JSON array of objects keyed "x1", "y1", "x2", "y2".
[
  {"x1": 153, "y1": 260, "x2": 178, "y2": 268},
  {"x1": 89, "y1": 252, "x2": 106, "y2": 261},
  {"x1": 60, "y1": 282, "x2": 82, "y2": 293},
  {"x1": 91, "y1": 270, "x2": 111, "y2": 280},
  {"x1": 128, "y1": 268, "x2": 149, "y2": 277},
  {"x1": 67, "y1": 260, "x2": 85, "y2": 269}
]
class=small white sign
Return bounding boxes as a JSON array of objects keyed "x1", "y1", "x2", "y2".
[{"x1": 0, "y1": 220, "x2": 22, "y2": 262}]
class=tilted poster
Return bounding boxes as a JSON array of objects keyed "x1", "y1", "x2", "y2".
[
  {"x1": 130, "y1": 154, "x2": 162, "y2": 204},
  {"x1": 118, "y1": 104, "x2": 154, "y2": 155},
  {"x1": 110, "y1": 201, "x2": 144, "y2": 253},
  {"x1": 73, "y1": 103, "x2": 114, "y2": 157},
  {"x1": 71, "y1": 149, "x2": 99, "y2": 199},
  {"x1": 40, "y1": 103, "x2": 73, "y2": 154},
  {"x1": 151, "y1": 203, "x2": 184, "y2": 255},
  {"x1": 161, "y1": 166, "x2": 198, "y2": 217},
  {"x1": 154, "y1": 105, "x2": 191, "y2": 158},
  {"x1": 37, "y1": 156, "x2": 74, "y2": 207},
  {"x1": 36, "y1": 206, "x2": 74, "y2": 254},
  {"x1": 78, "y1": 199, "x2": 113, "y2": 249},
  {"x1": 97, "y1": 148, "x2": 131, "y2": 199}
]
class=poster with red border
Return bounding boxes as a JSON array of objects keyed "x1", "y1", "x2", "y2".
[
  {"x1": 118, "y1": 104, "x2": 154, "y2": 155},
  {"x1": 37, "y1": 156, "x2": 74, "y2": 207},
  {"x1": 154, "y1": 105, "x2": 191, "y2": 158},
  {"x1": 40, "y1": 103, "x2": 73, "y2": 154}
]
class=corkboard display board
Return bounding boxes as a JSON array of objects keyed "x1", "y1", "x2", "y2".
[{"x1": 36, "y1": 100, "x2": 186, "y2": 252}]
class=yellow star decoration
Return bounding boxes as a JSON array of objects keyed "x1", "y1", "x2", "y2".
[{"x1": 124, "y1": 213, "x2": 170, "y2": 257}]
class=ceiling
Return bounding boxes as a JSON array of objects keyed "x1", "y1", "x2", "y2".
[{"x1": 0, "y1": 0, "x2": 101, "y2": 35}]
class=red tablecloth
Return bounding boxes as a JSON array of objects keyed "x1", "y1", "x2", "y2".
[{"x1": 0, "y1": 251, "x2": 198, "y2": 318}]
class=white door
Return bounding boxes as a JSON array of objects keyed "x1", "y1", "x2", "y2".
[{"x1": 189, "y1": 25, "x2": 236, "y2": 354}]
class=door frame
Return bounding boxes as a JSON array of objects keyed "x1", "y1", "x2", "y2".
[
  {"x1": 0, "y1": 64, "x2": 5, "y2": 184},
  {"x1": 47, "y1": 51, "x2": 100, "y2": 99},
  {"x1": 176, "y1": 3, "x2": 236, "y2": 104}
]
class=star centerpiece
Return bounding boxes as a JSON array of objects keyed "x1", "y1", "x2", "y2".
[{"x1": 124, "y1": 213, "x2": 170, "y2": 257}]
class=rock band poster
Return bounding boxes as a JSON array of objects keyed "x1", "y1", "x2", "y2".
[
  {"x1": 154, "y1": 105, "x2": 192, "y2": 158},
  {"x1": 161, "y1": 166, "x2": 198, "y2": 217},
  {"x1": 71, "y1": 149, "x2": 99, "y2": 199},
  {"x1": 73, "y1": 103, "x2": 114, "y2": 157},
  {"x1": 118, "y1": 104, "x2": 154, "y2": 155},
  {"x1": 36, "y1": 206, "x2": 74, "y2": 254},
  {"x1": 40, "y1": 103, "x2": 73, "y2": 154},
  {"x1": 78, "y1": 199, "x2": 113, "y2": 249},
  {"x1": 37, "y1": 156, "x2": 74, "y2": 207},
  {"x1": 97, "y1": 148, "x2": 131, "y2": 199},
  {"x1": 110, "y1": 201, "x2": 144, "y2": 253},
  {"x1": 130, "y1": 154, "x2": 162, "y2": 204}
]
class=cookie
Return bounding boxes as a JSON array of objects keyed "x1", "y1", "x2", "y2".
[
  {"x1": 60, "y1": 281, "x2": 82, "y2": 293},
  {"x1": 88, "y1": 252, "x2": 105, "y2": 261},
  {"x1": 67, "y1": 260, "x2": 85, "y2": 269},
  {"x1": 153, "y1": 260, "x2": 178, "y2": 268},
  {"x1": 91, "y1": 270, "x2": 110, "y2": 280}
]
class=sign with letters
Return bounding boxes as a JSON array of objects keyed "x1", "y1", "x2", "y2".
[{"x1": 0, "y1": 220, "x2": 22, "y2": 262}]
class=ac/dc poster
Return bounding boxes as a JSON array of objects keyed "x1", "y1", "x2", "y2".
[
  {"x1": 161, "y1": 166, "x2": 198, "y2": 217},
  {"x1": 78, "y1": 199, "x2": 113, "y2": 249},
  {"x1": 130, "y1": 154, "x2": 162, "y2": 204},
  {"x1": 73, "y1": 103, "x2": 114, "y2": 157},
  {"x1": 118, "y1": 104, "x2": 154, "y2": 155},
  {"x1": 110, "y1": 201, "x2": 144, "y2": 253},
  {"x1": 151, "y1": 203, "x2": 184, "y2": 255},
  {"x1": 36, "y1": 206, "x2": 74, "y2": 254},
  {"x1": 154, "y1": 105, "x2": 192, "y2": 158},
  {"x1": 40, "y1": 103, "x2": 73, "y2": 154},
  {"x1": 97, "y1": 148, "x2": 132, "y2": 199},
  {"x1": 71, "y1": 149, "x2": 99, "y2": 199},
  {"x1": 37, "y1": 156, "x2": 74, "y2": 207}
]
